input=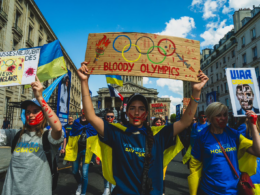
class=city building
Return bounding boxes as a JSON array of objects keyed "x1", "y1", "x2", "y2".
[
  {"x1": 0, "y1": 0, "x2": 81, "y2": 128},
  {"x1": 183, "y1": 6, "x2": 260, "y2": 118},
  {"x1": 91, "y1": 76, "x2": 171, "y2": 121}
]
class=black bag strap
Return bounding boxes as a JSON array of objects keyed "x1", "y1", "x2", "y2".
[
  {"x1": 141, "y1": 137, "x2": 153, "y2": 195},
  {"x1": 11, "y1": 130, "x2": 23, "y2": 154}
]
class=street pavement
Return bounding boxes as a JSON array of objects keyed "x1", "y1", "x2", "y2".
[{"x1": 0, "y1": 153, "x2": 190, "y2": 195}]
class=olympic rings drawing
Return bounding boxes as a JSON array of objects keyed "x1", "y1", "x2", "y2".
[
  {"x1": 122, "y1": 44, "x2": 142, "y2": 62},
  {"x1": 147, "y1": 46, "x2": 166, "y2": 64},
  {"x1": 157, "y1": 39, "x2": 176, "y2": 56},
  {"x1": 113, "y1": 35, "x2": 131, "y2": 53},
  {"x1": 135, "y1": 36, "x2": 154, "y2": 54}
]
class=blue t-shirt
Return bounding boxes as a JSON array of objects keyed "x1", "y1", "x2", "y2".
[
  {"x1": 190, "y1": 122, "x2": 208, "y2": 147},
  {"x1": 46, "y1": 125, "x2": 66, "y2": 150},
  {"x1": 99, "y1": 121, "x2": 174, "y2": 195},
  {"x1": 192, "y1": 126, "x2": 241, "y2": 195}
]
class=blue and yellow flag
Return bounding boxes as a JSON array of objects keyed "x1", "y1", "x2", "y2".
[
  {"x1": 22, "y1": 40, "x2": 68, "y2": 88},
  {"x1": 106, "y1": 75, "x2": 123, "y2": 86}
]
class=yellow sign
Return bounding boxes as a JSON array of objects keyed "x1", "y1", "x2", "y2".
[{"x1": 0, "y1": 56, "x2": 25, "y2": 85}]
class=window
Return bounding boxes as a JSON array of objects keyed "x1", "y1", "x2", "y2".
[
  {"x1": 225, "y1": 82, "x2": 228, "y2": 92},
  {"x1": 202, "y1": 105, "x2": 204, "y2": 111},
  {"x1": 251, "y1": 28, "x2": 256, "y2": 39},
  {"x1": 211, "y1": 88, "x2": 214, "y2": 92},
  {"x1": 216, "y1": 62, "x2": 218, "y2": 69},
  {"x1": 242, "y1": 53, "x2": 247, "y2": 65},
  {"x1": 30, "y1": 11, "x2": 34, "y2": 19},
  {"x1": 253, "y1": 47, "x2": 257, "y2": 59},
  {"x1": 0, "y1": 0, "x2": 2, "y2": 9},
  {"x1": 224, "y1": 69, "x2": 226, "y2": 77},
  {"x1": 223, "y1": 57, "x2": 226, "y2": 63},
  {"x1": 221, "y1": 84, "x2": 223, "y2": 92},
  {"x1": 28, "y1": 26, "x2": 33, "y2": 40},
  {"x1": 5, "y1": 97, "x2": 10, "y2": 116},
  {"x1": 211, "y1": 66, "x2": 213, "y2": 72},
  {"x1": 13, "y1": 39, "x2": 18, "y2": 50},
  {"x1": 206, "y1": 69, "x2": 208, "y2": 75},
  {"x1": 15, "y1": 11, "x2": 21, "y2": 27},
  {"x1": 225, "y1": 98, "x2": 229, "y2": 108},
  {"x1": 21, "y1": 86, "x2": 25, "y2": 94},
  {"x1": 242, "y1": 36, "x2": 245, "y2": 47},
  {"x1": 211, "y1": 76, "x2": 213, "y2": 84},
  {"x1": 220, "y1": 73, "x2": 222, "y2": 79},
  {"x1": 232, "y1": 50, "x2": 235, "y2": 58},
  {"x1": 217, "y1": 86, "x2": 220, "y2": 93},
  {"x1": 255, "y1": 67, "x2": 259, "y2": 78},
  {"x1": 39, "y1": 25, "x2": 43, "y2": 31},
  {"x1": 216, "y1": 73, "x2": 218, "y2": 81},
  {"x1": 232, "y1": 63, "x2": 236, "y2": 68},
  {"x1": 38, "y1": 37, "x2": 42, "y2": 46}
]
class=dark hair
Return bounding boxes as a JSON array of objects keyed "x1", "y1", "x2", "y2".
[
  {"x1": 198, "y1": 111, "x2": 205, "y2": 116},
  {"x1": 126, "y1": 93, "x2": 154, "y2": 194},
  {"x1": 152, "y1": 117, "x2": 162, "y2": 126},
  {"x1": 105, "y1": 109, "x2": 114, "y2": 116}
]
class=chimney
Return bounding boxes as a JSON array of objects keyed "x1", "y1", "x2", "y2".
[{"x1": 233, "y1": 9, "x2": 251, "y2": 33}]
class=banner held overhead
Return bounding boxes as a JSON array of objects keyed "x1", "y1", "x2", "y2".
[{"x1": 85, "y1": 32, "x2": 200, "y2": 82}]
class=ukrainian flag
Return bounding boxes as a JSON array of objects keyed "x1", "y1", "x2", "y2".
[
  {"x1": 106, "y1": 75, "x2": 123, "y2": 86},
  {"x1": 22, "y1": 40, "x2": 68, "y2": 88}
]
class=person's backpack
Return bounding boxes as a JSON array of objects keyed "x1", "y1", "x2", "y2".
[{"x1": 11, "y1": 130, "x2": 59, "y2": 191}]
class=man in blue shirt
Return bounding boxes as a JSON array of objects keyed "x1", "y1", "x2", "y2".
[
  {"x1": 190, "y1": 111, "x2": 208, "y2": 148},
  {"x1": 2, "y1": 117, "x2": 10, "y2": 129}
]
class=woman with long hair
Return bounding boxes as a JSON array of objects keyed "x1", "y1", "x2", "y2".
[
  {"x1": 189, "y1": 102, "x2": 260, "y2": 195},
  {"x1": 152, "y1": 117, "x2": 162, "y2": 126},
  {"x1": 1, "y1": 76, "x2": 63, "y2": 195},
  {"x1": 77, "y1": 61, "x2": 208, "y2": 194}
]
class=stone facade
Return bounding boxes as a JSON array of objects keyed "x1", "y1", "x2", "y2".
[
  {"x1": 91, "y1": 78, "x2": 171, "y2": 120},
  {"x1": 0, "y1": 0, "x2": 81, "y2": 128},
  {"x1": 183, "y1": 6, "x2": 260, "y2": 116}
]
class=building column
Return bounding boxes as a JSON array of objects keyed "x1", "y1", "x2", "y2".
[
  {"x1": 102, "y1": 97, "x2": 105, "y2": 109},
  {"x1": 151, "y1": 98, "x2": 154, "y2": 103},
  {"x1": 112, "y1": 97, "x2": 115, "y2": 108}
]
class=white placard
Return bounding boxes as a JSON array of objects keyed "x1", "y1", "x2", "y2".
[
  {"x1": 226, "y1": 68, "x2": 260, "y2": 117},
  {"x1": 0, "y1": 48, "x2": 40, "y2": 87}
]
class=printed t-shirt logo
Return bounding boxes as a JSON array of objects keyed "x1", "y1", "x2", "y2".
[
  {"x1": 123, "y1": 143, "x2": 145, "y2": 157},
  {"x1": 210, "y1": 142, "x2": 237, "y2": 154},
  {"x1": 14, "y1": 142, "x2": 40, "y2": 153}
]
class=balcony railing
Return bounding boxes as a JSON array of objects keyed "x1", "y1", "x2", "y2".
[
  {"x1": 0, "y1": 8, "x2": 8, "y2": 22},
  {"x1": 13, "y1": 23, "x2": 23, "y2": 36}
]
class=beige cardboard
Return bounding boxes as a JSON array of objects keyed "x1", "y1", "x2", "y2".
[
  {"x1": 150, "y1": 102, "x2": 169, "y2": 118},
  {"x1": 85, "y1": 32, "x2": 200, "y2": 82}
]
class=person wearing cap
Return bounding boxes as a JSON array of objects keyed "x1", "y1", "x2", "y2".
[
  {"x1": 1, "y1": 76, "x2": 64, "y2": 195},
  {"x1": 64, "y1": 109, "x2": 98, "y2": 195},
  {"x1": 77, "y1": 62, "x2": 208, "y2": 194}
]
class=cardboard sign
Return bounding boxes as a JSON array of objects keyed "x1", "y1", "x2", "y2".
[
  {"x1": 183, "y1": 98, "x2": 190, "y2": 114},
  {"x1": 85, "y1": 33, "x2": 200, "y2": 82},
  {"x1": 226, "y1": 68, "x2": 260, "y2": 117},
  {"x1": 0, "y1": 49, "x2": 40, "y2": 87},
  {"x1": 150, "y1": 102, "x2": 168, "y2": 117}
]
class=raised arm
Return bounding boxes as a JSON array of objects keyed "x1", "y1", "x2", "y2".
[
  {"x1": 246, "y1": 111, "x2": 260, "y2": 157},
  {"x1": 31, "y1": 76, "x2": 62, "y2": 140},
  {"x1": 174, "y1": 70, "x2": 208, "y2": 136},
  {"x1": 77, "y1": 62, "x2": 104, "y2": 136}
]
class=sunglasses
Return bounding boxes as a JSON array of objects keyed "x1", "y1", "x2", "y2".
[{"x1": 106, "y1": 116, "x2": 114, "y2": 119}]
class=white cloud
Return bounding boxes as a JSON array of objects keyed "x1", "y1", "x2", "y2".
[
  {"x1": 158, "y1": 17, "x2": 196, "y2": 38},
  {"x1": 156, "y1": 79, "x2": 183, "y2": 95},
  {"x1": 192, "y1": 0, "x2": 203, "y2": 6},
  {"x1": 203, "y1": 0, "x2": 219, "y2": 19},
  {"x1": 143, "y1": 77, "x2": 152, "y2": 84},
  {"x1": 228, "y1": 0, "x2": 260, "y2": 10},
  {"x1": 200, "y1": 19, "x2": 234, "y2": 47},
  {"x1": 161, "y1": 95, "x2": 182, "y2": 114},
  {"x1": 222, "y1": 5, "x2": 232, "y2": 14}
]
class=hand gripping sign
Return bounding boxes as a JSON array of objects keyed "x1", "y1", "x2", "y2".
[{"x1": 85, "y1": 32, "x2": 200, "y2": 82}]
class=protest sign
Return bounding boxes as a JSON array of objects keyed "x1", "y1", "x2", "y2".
[
  {"x1": 0, "y1": 48, "x2": 40, "y2": 87},
  {"x1": 176, "y1": 104, "x2": 181, "y2": 121},
  {"x1": 183, "y1": 98, "x2": 190, "y2": 114},
  {"x1": 226, "y1": 68, "x2": 260, "y2": 117},
  {"x1": 206, "y1": 91, "x2": 217, "y2": 106},
  {"x1": 85, "y1": 33, "x2": 200, "y2": 82},
  {"x1": 150, "y1": 102, "x2": 168, "y2": 118},
  {"x1": 57, "y1": 70, "x2": 71, "y2": 126}
]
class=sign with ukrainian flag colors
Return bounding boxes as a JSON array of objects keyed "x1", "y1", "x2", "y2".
[
  {"x1": 0, "y1": 48, "x2": 40, "y2": 87},
  {"x1": 226, "y1": 68, "x2": 260, "y2": 117}
]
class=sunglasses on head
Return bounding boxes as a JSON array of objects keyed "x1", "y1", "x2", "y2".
[{"x1": 106, "y1": 116, "x2": 114, "y2": 119}]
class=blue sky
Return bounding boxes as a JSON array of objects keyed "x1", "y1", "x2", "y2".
[{"x1": 34, "y1": 0, "x2": 258, "y2": 113}]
